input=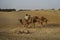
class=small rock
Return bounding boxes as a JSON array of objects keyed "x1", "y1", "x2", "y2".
[{"x1": 23, "y1": 30, "x2": 30, "y2": 34}]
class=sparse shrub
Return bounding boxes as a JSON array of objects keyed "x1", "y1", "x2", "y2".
[
  {"x1": 41, "y1": 9, "x2": 44, "y2": 10},
  {"x1": 18, "y1": 9, "x2": 31, "y2": 11},
  {"x1": 35, "y1": 9, "x2": 39, "y2": 11},
  {"x1": 51, "y1": 8, "x2": 55, "y2": 10},
  {"x1": 58, "y1": 9, "x2": 60, "y2": 10},
  {"x1": 0, "y1": 8, "x2": 16, "y2": 12}
]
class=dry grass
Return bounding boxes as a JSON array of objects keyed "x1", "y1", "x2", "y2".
[{"x1": 0, "y1": 10, "x2": 60, "y2": 40}]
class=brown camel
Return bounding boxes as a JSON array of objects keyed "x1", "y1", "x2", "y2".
[
  {"x1": 40, "y1": 16, "x2": 48, "y2": 26},
  {"x1": 18, "y1": 16, "x2": 40, "y2": 28},
  {"x1": 18, "y1": 19, "x2": 29, "y2": 27},
  {"x1": 18, "y1": 16, "x2": 48, "y2": 28}
]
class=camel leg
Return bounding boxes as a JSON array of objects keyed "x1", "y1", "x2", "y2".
[
  {"x1": 44, "y1": 20, "x2": 47, "y2": 27},
  {"x1": 44, "y1": 21, "x2": 47, "y2": 27},
  {"x1": 23, "y1": 24, "x2": 26, "y2": 27},
  {"x1": 24, "y1": 24, "x2": 28, "y2": 28},
  {"x1": 46, "y1": 21, "x2": 47, "y2": 25},
  {"x1": 41, "y1": 21, "x2": 43, "y2": 27},
  {"x1": 23, "y1": 23, "x2": 28, "y2": 27},
  {"x1": 32, "y1": 23, "x2": 35, "y2": 28},
  {"x1": 34, "y1": 23, "x2": 35, "y2": 28}
]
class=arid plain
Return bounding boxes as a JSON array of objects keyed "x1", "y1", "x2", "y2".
[{"x1": 0, "y1": 10, "x2": 60, "y2": 40}]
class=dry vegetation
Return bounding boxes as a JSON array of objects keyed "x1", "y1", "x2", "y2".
[{"x1": 0, "y1": 10, "x2": 60, "y2": 40}]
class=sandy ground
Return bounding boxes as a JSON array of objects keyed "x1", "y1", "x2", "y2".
[{"x1": 0, "y1": 10, "x2": 60, "y2": 40}]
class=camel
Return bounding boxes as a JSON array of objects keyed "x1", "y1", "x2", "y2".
[
  {"x1": 40, "y1": 16, "x2": 48, "y2": 26},
  {"x1": 18, "y1": 16, "x2": 39, "y2": 28},
  {"x1": 18, "y1": 19, "x2": 29, "y2": 27},
  {"x1": 32, "y1": 16, "x2": 40, "y2": 27},
  {"x1": 18, "y1": 16, "x2": 48, "y2": 28}
]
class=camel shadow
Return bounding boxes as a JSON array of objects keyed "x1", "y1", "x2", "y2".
[
  {"x1": 28, "y1": 23, "x2": 60, "y2": 28},
  {"x1": 46, "y1": 23, "x2": 60, "y2": 27}
]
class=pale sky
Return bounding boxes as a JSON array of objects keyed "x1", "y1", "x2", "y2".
[{"x1": 0, "y1": 0, "x2": 60, "y2": 10}]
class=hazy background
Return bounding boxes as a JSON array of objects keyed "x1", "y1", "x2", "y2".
[{"x1": 0, "y1": 0, "x2": 60, "y2": 10}]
